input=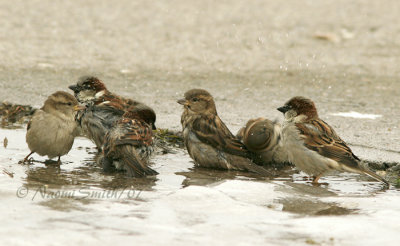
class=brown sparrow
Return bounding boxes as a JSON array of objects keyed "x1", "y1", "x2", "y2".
[
  {"x1": 277, "y1": 96, "x2": 388, "y2": 185},
  {"x1": 97, "y1": 105, "x2": 158, "y2": 177},
  {"x1": 69, "y1": 76, "x2": 156, "y2": 149},
  {"x1": 237, "y1": 118, "x2": 289, "y2": 165},
  {"x1": 24, "y1": 91, "x2": 83, "y2": 163},
  {"x1": 74, "y1": 102, "x2": 125, "y2": 149},
  {"x1": 178, "y1": 89, "x2": 271, "y2": 176},
  {"x1": 68, "y1": 76, "x2": 145, "y2": 110}
]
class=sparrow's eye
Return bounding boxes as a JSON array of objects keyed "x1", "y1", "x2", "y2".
[
  {"x1": 67, "y1": 102, "x2": 72, "y2": 106},
  {"x1": 192, "y1": 97, "x2": 199, "y2": 102}
]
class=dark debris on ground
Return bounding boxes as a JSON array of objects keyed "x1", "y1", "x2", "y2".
[{"x1": 0, "y1": 101, "x2": 36, "y2": 127}]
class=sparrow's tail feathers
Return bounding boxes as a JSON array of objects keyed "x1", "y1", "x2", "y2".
[
  {"x1": 120, "y1": 146, "x2": 158, "y2": 177},
  {"x1": 363, "y1": 169, "x2": 389, "y2": 187}
]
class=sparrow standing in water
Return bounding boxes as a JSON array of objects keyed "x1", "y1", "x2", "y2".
[
  {"x1": 277, "y1": 96, "x2": 388, "y2": 185},
  {"x1": 24, "y1": 91, "x2": 83, "y2": 163},
  {"x1": 97, "y1": 105, "x2": 158, "y2": 177},
  {"x1": 237, "y1": 118, "x2": 289, "y2": 165},
  {"x1": 178, "y1": 89, "x2": 271, "y2": 176},
  {"x1": 69, "y1": 76, "x2": 156, "y2": 149}
]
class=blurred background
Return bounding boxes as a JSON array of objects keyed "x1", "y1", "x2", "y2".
[{"x1": 1, "y1": 0, "x2": 399, "y2": 151}]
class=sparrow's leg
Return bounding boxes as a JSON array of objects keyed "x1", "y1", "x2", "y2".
[
  {"x1": 23, "y1": 151, "x2": 34, "y2": 163},
  {"x1": 311, "y1": 174, "x2": 329, "y2": 186},
  {"x1": 57, "y1": 156, "x2": 61, "y2": 165},
  {"x1": 312, "y1": 175, "x2": 321, "y2": 184}
]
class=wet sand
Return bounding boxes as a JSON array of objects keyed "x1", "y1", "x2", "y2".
[{"x1": 1, "y1": 0, "x2": 400, "y2": 245}]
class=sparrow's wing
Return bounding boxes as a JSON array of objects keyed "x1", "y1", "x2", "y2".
[
  {"x1": 114, "y1": 119, "x2": 153, "y2": 147},
  {"x1": 79, "y1": 104, "x2": 124, "y2": 132},
  {"x1": 91, "y1": 104, "x2": 125, "y2": 128},
  {"x1": 99, "y1": 93, "x2": 143, "y2": 110},
  {"x1": 296, "y1": 119, "x2": 360, "y2": 169},
  {"x1": 102, "y1": 119, "x2": 157, "y2": 177},
  {"x1": 191, "y1": 115, "x2": 249, "y2": 157},
  {"x1": 97, "y1": 99, "x2": 126, "y2": 111}
]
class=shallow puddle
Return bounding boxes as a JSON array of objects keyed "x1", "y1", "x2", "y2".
[
  {"x1": 1, "y1": 126, "x2": 400, "y2": 245},
  {"x1": 1, "y1": 0, "x2": 400, "y2": 244}
]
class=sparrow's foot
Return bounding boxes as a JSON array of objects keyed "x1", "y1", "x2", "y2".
[
  {"x1": 20, "y1": 151, "x2": 35, "y2": 164},
  {"x1": 18, "y1": 158, "x2": 34, "y2": 164}
]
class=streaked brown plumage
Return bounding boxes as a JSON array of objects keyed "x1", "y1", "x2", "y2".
[
  {"x1": 98, "y1": 105, "x2": 158, "y2": 177},
  {"x1": 237, "y1": 118, "x2": 289, "y2": 165},
  {"x1": 69, "y1": 76, "x2": 146, "y2": 111},
  {"x1": 178, "y1": 89, "x2": 271, "y2": 176},
  {"x1": 69, "y1": 76, "x2": 156, "y2": 149},
  {"x1": 24, "y1": 91, "x2": 83, "y2": 163},
  {"x1": 278, "y1": 96, "x2": 388, "y2": 185}
]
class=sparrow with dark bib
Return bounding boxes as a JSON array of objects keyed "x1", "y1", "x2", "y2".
[
  {"x1": 69, "y1": 76, "x2": 156, "y2": 149},
  {"x1": 278, "y1": 96, "x2": 388, "y2": 186}
]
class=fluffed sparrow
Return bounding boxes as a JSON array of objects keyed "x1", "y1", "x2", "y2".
[
  {"x1": 69, "y1": 76, "x2": 156, "y2": 149},
  {"x1": 97, "y1": 105, "x2": 158, "y2": 177},
  {"x1": 24, "y1": 91, "x2": 83, "y2": 163},
  {"x1": 237, "y1": 118, "x2": 289, "y2": 165}
]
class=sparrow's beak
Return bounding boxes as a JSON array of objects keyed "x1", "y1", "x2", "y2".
[
  {"x1": 177, "y1": 98, "x2": 188, "y2": 106},
  {"x1": 73, "y1": 105, "x2": 86, "y2": 111},
  {"x1": 152, "y1": 123, "x2": 157, "y2": 130},
  {"x1": 277, "y1": 105, "x2": 291, "y2": 113},
  {"x1": 68, "y1": 85, "x2": 79, "y2": 93}
]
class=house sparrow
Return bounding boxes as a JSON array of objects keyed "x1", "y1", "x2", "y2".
[
  {"x1": 69, "y1": 76, "x2": 156, "y2": 149},
  {"x1": 24, "y1": 91, "x2": 83, "y2": 163},
  {"x1": 75, "y1": 103, "x2": 125, "y2": 149},
  {"x1": 97, "y1": 105, "x2": 158, "y2": 177},
  {"x1": 277, "y1": 96, "x2": 388, "y2": 185},
  {"x1": 178, "y1": 89, "x2": 271, "y2": 176},
  {"x1": 68, "y1": 76, "x2": 154, "y2": 114},
  {"x1": 237, "y1": 118, "x2": 289, "y2": 165}
]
